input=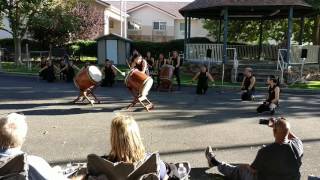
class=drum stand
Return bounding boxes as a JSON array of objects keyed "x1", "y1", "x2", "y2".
[
  {"x1": 73, "y1": 86, "x2": 100, "y2": 106},
  {"x1": 127, "y1": 90, "x2": 154, "y2": 112}
]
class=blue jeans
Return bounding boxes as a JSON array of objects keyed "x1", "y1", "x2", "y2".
[{"x1": 218, "y1": 162, "x2": 257, "y2": 180}]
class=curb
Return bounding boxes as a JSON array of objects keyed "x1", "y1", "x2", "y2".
[{"x1": 1, "y1": 71, "x2": 319, "y2": 94}]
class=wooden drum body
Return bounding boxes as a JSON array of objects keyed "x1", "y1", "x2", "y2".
[
  {"x1": 125, "y1": 69, "x2": 153, "y2": 97},
  {"x1": 74, "y1": 66, "x2": 102, "y2": 91},
  {"x1": 160, "y1": 65, "x2": 174, "y2": 83}
]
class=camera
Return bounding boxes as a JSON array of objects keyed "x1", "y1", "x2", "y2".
[
  {"x1": 259, "y1": 117, "x2": 284, "y2": 126},
  {"x1": 259, "y1": 119, "x2": 271, "y2": 125}
]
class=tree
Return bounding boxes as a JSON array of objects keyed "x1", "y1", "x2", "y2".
[
  {"x1": 70, "y1": 0, "x2": 104, "y2": 40},
  {"x1": 306, "y1": 0, "x2": 320, "y2": 45},
  {"x1": 0, "y1": 0, "x2": 52, "y2": 64},
  {"x1": 28, "y1": 4, "x2": 79, "y2": 48}
]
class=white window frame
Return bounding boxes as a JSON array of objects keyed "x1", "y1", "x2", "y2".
[
  {"x1": 153, "y1": 21, "x2": 166, "y2": 31},
  {"x1": 180, "y1": 22, "x2": 185, "y2": 32}
]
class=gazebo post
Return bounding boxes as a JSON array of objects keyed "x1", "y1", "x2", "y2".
[
  {"x1": 218, "y1": 19, "x2": 222, "y2": 43},
  {"x1": 184, "y1": 15, "x2": 188, "y2": 61},
  {"x1": 222, "y1": 8, "x2": 228, "y2": 86},
  {"x1": 188, "y1": 17, "x2": 191, "y2": 42},
  {"x1": 258, "y1": 19, "x2": 264, "y2": 60},
  {"x1": 299, "y1": 17, "x2": 305, "y2": 45},
  {"x1": 287, "y1": 7, "x2": 293, "y2": 64}
]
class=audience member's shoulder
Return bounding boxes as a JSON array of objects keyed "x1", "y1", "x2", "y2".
[{"x1": 27, "y1": 155, "x2": 52, "y2": 168}]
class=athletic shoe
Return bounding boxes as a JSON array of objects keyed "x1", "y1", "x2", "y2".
[
  {"x1": 205, "y1": 146, "x2": 221, "y2": 167},
  {"x1": 167, "y1": 162, "x2": 191, "y2": 180}
]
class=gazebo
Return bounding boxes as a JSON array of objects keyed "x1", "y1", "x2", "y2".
[{"x1": 179, "y1": 0, "x2": 319, "y2": 83}]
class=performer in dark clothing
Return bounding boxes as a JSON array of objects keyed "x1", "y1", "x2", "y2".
[
  {"x1": 241, "y1": 67, "x2": 256, "y2": 101},
  {"x1": 145, "y1": 51, "x2": 155, "y2": 74},
  {"x1": 59, "y1": 60, "x2": 67, "y2": 80},
  {"x1": 192, "y1": 65, "x2": 215, "y2": 95},
  {"x1": 101, "y1": 59, "x2": 117, "y2": 87},
  {"x1": 39, "y1": 60, "x2": 58, "y2": 83},
  {"x1": 59, "y1": 60, "x2": 80, "y2": 82},
  {"x1": 170, "y1": 51, "x2": 181, "y2": 90},
  {"x1": 39, "y1": 57, "x2": 47, "y2": 80},
  {"x1": 257, "y1": 75, "x2": 281, "y2": 115},
  {"x1": 131, "y1": 53, "x2": 148, "y2": 75},
  {"x1": 156, "y1": 53, "x2": 167, "y2": 86}
]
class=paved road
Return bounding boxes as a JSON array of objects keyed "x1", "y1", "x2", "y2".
[{"x1": 0, "y1": 73, "x2": 319, "y2": 179}]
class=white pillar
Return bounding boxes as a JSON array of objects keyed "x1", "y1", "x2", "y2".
[
  {"x1": 124, "y1": 0, "x2": 127, "y2": 38},
  {"x1": 104, "y1": 12, "x2": 110, "y2": 35},
  {"x1": 120, "y1": 0, "x2": 123, "y2": 37}
]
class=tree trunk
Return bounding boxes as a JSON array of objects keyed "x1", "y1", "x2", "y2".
[
  {"x1": 14, "y1": 37, "x2": 23, "y2": 65},
  {"x1": 312, "y1": 15, "x2": 320, "y2": 45}
]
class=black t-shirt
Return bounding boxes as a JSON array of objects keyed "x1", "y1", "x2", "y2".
[{"x1": 251, "y1": 138, "x2": 303, "y2": 180}]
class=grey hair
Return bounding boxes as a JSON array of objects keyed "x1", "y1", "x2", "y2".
[{"x1": 0, "y1": 113, "x2": 28, "y2": 149}]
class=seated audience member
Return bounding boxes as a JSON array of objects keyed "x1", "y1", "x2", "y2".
[
  {"x1": 205, "y1": 118, "x2": 303, "y2": 180},
  {"x1": 39, "y1": 60, "x2": 58, "y2": 83},
  {"x1": 101, "y1": 59, "x2": 117, "y2": 87},
  {"x1": 103, "y1": 115, "x2": 191, "y2": 180},
  {"x1": 241, "y1": 67, "x2": 256, "y2": 101},
  {"x1": 0, "y1": 113, "x2": 82, "y2": 180},
  {"x1": 192, "y1": 65, "x2": 215, "y2": 95},
  {"x1": 257, "y1": 75, "x2": 280, "y2": 115}
]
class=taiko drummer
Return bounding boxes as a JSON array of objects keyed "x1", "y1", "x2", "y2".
[{"x1": 130, "y1": 53, "x2": 149, "y2": 75}]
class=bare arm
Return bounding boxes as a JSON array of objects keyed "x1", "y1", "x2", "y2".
[
  {"x1": 176, "y1": 57, "x2": 181, "y2": 68},
  {"x1": 141, "y1": 60, "x2": 148, "y2": 73},
  {"x1": 111, "y1": 66, "x2": 117, "y2": 75},
  {"x1": 72, "y1": 65, "x2": 80, "y2": 71},
  {"x1": 39, "y1": 66, "x2": 47, "y2": 73},
  {"x1": 207, "y1": 72, "x2": 215, "y2": 82},
  {"x1": 248, "y1": 76, "x2": 256, "y2": 90},
  {"x1": 192, "y1": 72, "x2": 200, "y2": 81},
  {"x1": 271, "y1": 86, "x2": 280, "y2": 104},
  {"x1": 241, "y1": 77, "x2": 245, "y2": 89}
]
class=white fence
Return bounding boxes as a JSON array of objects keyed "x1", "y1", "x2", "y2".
[{"x1": 186, "y1": 43, "x2": 320, "y2": 65}]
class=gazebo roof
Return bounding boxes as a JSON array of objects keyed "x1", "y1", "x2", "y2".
[{"x1": 179, "y1": 0, "x2": 318, "y2": 19}]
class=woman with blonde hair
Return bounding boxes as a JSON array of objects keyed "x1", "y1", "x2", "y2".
[{"x1": 106, "y1": 115, "x2": 191, "y2": 180}]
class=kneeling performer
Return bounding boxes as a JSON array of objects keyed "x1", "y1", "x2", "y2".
[
  {"x1": 257, "y1": 75, "x2": 280, "y2": 115},
  {"x1": 241, "y1": 67, "x2": 256, "y2": 101}
]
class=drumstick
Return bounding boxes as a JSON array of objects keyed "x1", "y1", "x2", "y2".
[{"x1": 112, "y1": 65, "x2": 126, "y2": 77}]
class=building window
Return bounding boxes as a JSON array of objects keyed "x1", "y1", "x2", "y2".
[
  {"x1": 180, "y1": 23, "x2": 185, "y2": 32},
  {"x1": 128, "y1": 21, "x2": 141, "y2": 30},
  {"x1": 153, "y1": 21, "x2": 166, "y2": 31},
  {"x1": 109, "y1": 20, "x2": 114, "y2": 28}
]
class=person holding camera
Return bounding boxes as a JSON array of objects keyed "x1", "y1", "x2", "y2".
[
  {"x1": 257, "y1": 75, "x2": 280, "y2": 115},
  {"x1": 241, "y1": 67, "x2": 256, "y2": 101},
  {"x1": 205, "y1": 117, "x2": 303, "y2": 180}
]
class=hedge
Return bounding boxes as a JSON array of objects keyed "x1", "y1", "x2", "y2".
[{"x1": 67, "y1": 40, "x2": 97, "y2": 57}]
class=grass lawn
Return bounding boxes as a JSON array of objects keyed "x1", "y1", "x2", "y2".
[
  {"x1": 289, "y1": 81, "x2": 320, "y2": 90},
  {"x1": 0, "y1": 62, "x2": 40, "y2": 75},
  {"x1": 2, "y1": 61, "x2": 319, "y2": 90}
]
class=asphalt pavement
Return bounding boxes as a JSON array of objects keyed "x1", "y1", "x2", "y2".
[{"x1": 0, "y1": 72, "x2": 319, "y2": 179}]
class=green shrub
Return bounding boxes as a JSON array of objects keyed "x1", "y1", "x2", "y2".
[{"x1": 68, "y1": 40, "x2": 97, "y2": 57}]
